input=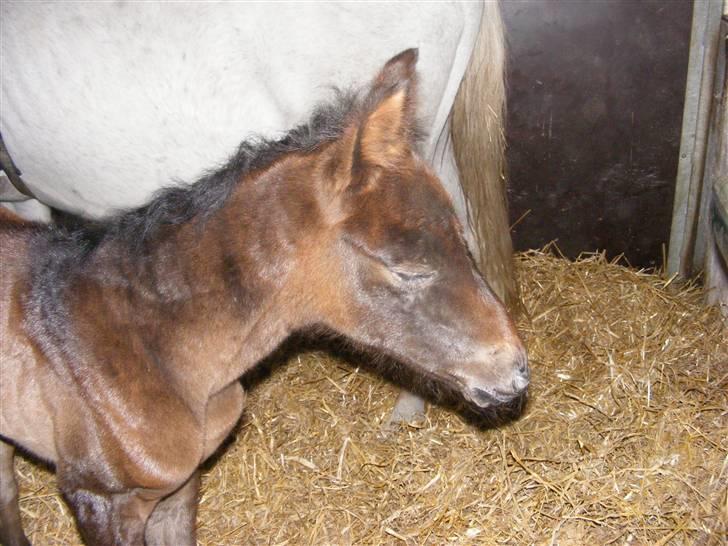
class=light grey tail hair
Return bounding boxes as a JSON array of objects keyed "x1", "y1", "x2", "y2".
[{"x1": 452, "y1": 1, "x2": 518, "y2": 310}]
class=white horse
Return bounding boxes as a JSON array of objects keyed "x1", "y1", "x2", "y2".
[
  {"x1": 1, "y1": 4, "x2": 517, "y2": 544},
  {"x1": 0, "y1": 3, "x2": 513, "y2": 424}
]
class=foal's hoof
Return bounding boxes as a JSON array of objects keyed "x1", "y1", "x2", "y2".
[{"x1": 383, "y1": 390, "x2": 427, "y2": 430}]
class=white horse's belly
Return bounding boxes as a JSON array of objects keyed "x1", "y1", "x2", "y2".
[{"x1": 1, "y1": 2, "x2": 481, "y2": 219}]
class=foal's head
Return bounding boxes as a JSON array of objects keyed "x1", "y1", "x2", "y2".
[{"x1": 290, "y1": 49, "x2": 528, "y2": 411}]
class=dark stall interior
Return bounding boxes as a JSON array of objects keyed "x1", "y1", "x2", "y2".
[{"x1": 502, "y1": 0, "x2": 693, "y2": 269}]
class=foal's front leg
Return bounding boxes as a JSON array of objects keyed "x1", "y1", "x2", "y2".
[
  {"x1": 144, "y1": 471, "x2": 200, "y2": 546},
  {"x1": 0, "y1": 440, "x2": 30, "y2": 546},
  {"x1": 60, "y1": 480, "x2": 161, "y2": 546}
]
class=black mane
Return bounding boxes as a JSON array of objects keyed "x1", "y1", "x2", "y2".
[
  {"x1": 28, "y1": 77, "x2": 424, "y2": 296},
  {"x1": 24, "y1": 88, "x2": 365, "y2": 326},
  {"x1": 24, "y1": 88, "x2": 363, "y2": 343},
  {"x1": 70, "y1": 88, "x2": 360, "y2": 252}
]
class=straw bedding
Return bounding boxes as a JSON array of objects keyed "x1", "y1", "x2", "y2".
[{"x1": 15, "y1": 249, "x2": 727, "y2": 545}]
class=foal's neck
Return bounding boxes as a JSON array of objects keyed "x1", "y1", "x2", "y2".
[{"x1": 90, "y1": 153, "x2": 321, "y2": 399}]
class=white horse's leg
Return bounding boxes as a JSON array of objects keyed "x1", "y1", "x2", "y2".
[{"x1": 386, "y1": 390, "x2": 426, "y2": 427}]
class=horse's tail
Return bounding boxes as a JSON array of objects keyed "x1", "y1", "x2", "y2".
[{"x1": 451, "y1": 1, "x2": 517, "y2": 310}]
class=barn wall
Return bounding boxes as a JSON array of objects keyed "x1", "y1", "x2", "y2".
[
  {"x1": 502, "y1": 0, "x2": 693, "y2": 268},
  {"x1": 668, "y1": 0, "x2": 724, "y2": 276}
]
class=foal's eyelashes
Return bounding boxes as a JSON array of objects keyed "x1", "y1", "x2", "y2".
[
  {"x1": 389, "y1": 266, "x2": 437, "y2": 286},
  {"x1": 342, "y1": 235, "x2": 437, "y2": 287}
]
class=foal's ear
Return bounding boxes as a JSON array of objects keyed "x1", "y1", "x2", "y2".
[
  {"x1": 355, "y1": 48, "x2": 419, "y2": 171},
  {"x1": 326, "y1": 49, "x2": 418, "y2": 199}
]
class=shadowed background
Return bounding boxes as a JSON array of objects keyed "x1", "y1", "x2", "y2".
[{"x1": 503, "y1": 0, "x2": 693, "y2": 268}]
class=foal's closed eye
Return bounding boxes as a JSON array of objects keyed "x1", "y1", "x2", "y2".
[
  {"x1": 389, "y1": 265, "x2": 437, "y2": 286},
  {"x1": 343, "y1": 236, "x2": 437, "y2": 287}
]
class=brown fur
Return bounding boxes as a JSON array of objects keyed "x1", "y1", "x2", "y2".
[{"x1": 0, "y1": 50, "x2": 528, "y2": 545}]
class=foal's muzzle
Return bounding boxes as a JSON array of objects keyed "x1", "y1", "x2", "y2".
[{"x1": 458, "y1": 345, "x2": 530, "y2": 409}]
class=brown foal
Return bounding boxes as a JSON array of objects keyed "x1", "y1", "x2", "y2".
[{"x1": 0, "y1": 49, "x2": 528, "y2": 545}]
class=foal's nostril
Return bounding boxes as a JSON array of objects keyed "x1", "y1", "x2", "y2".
[
  {"x1": 512, "y1": 373, "x2": 529, "y2": 393},
  {"x1": 513, "y1": 351, "x2": 530, "y2": 386},
  {"x1": 516, "y1": 351, "x2": 529, "y2": 375}
]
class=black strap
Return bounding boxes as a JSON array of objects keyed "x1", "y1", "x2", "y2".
[{"x1": 0, "y1": 130, "x2": 36, "y2": 199}]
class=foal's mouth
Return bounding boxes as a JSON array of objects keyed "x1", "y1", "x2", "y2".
[
  {"x1": 465, "y1": 386, "x2": 524, "y2": 408},
  {"x1": 443, "y1": 372, "x2": 526, "y2": 410}
]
